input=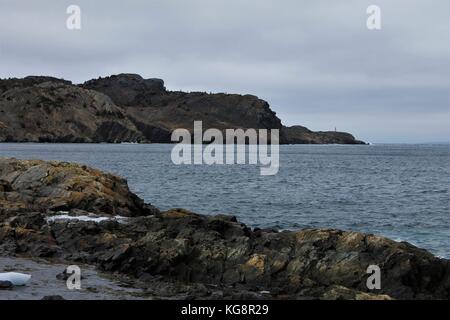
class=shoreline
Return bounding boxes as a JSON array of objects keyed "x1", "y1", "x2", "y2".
[
  {"x1": 1, "y1": 157, "x2": 450, "y2": 300},
  {"x1": 0, "y1": 145, "x2": 448, "y2": 259}
]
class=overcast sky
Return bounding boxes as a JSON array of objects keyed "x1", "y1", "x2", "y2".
[{"x1": 0, "y1": 0, "x2": 448, "y2": 143}]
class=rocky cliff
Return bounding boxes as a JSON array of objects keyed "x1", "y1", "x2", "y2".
[
  {"x1": 0, "y1": 74, "x2": 365, "y2": 144},
  {"x1": 82, "y1": 74, "x2": 284, "y2": 143},
  {"x1": 1, "y1": 158, "x2": 449, "y2": 300},
  {"x1": 0, "y1": 77, "x2": 144, "y2": 143}
]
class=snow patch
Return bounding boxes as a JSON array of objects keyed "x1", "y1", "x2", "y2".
[
  {"x1": 46, "y1": 214, "x2": 128, "y2": 223},
  {"x1": 0, "y1": 272, "x2": 31, "y2": 286}
]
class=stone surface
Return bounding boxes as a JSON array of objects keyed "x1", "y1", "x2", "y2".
[
  {"x1": 0, "y1": 157, "x2": 158, "y2": 217},
  {"x1": 0, "y1": 280, "x2": 13, "y2": 289},
  {"x1": 0, "y1": 78, "x2": 144, "y2": 143},
  {"x1": 1, "y1": 159, "x2": 450, "y2": 300},
  {"x1": 82, "y1": 74, "x2": 166, "y2": 107}
]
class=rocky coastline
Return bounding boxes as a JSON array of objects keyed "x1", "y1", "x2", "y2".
[
  {"x1": 1, "y1": 157, "x2": 449, "y2": 300},
  {"x1": 0, "y1": 74, "x2": 365, "y2": 145}
]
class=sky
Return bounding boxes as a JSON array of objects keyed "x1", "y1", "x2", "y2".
[{"x1": 0, "y1": 0, "x2": 448, "y2": 143}]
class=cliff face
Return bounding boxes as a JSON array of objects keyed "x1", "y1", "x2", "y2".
[
  {"x1": 82, "y1": 74, "x2": 283, "y2": 143},
  {"x1": 0, "y1": 74, "x2": 365, "y2": 144},
  {"x1": 0, "y1": 77, "x2": 143, "y2": 143}
]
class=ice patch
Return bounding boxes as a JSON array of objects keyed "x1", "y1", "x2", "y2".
[
  {"x1": 0, "y1": 272, "x2": 31, "y2": 286},
  {"x1": 46, "y1": 214, "x2": 128, "y2": 223}
]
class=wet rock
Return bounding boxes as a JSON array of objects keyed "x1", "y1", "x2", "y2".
[
  {"x1": 1, "y1": 159, "x2": 449, "y2": 300},
  {"x1": 6, "y1": 206, "x2": 450, "y2": 300},
  {"x1": 320, "y1": 285, "x2": 392, "y2": 300},
  {"x1": 0, "y1": 280, "x2": 13, "y2": 289},
  {"x1": 56, "y1": 269, "x2": 85, "y2": 281},
  {"x1": 41, "y1": 295, "x2": 65, "y2": 300}
]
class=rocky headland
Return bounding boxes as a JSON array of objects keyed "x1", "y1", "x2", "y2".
[
  {"x1": 1, "y1": 157, "x2": 449, "y2": 300},
  {"x1": 0, "y1": 74, "x2": 365, "y2": 144}
]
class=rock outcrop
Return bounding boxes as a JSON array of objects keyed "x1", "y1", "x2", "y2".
[
  {"x1": 0, "y1": 158, "x2": 157, "y2": 217},
  {"x1": 0, "y1": 78, "x2": 144, "y2": 143},
  {"x1": 82, "y1": 74, "x2": 166, "y2": 107},
  {"x1": 82, "y1": 74, "x2": 283, "y2": 143},
  {"x1": 1, "y1": 158, "x2": 449, "y2": 300},
  {"x1": 281, "y1": 125, "x2": 366, "y2": 144},
  {"x1": 0, "y1": 74, "x2": 365, "y2": 144}
]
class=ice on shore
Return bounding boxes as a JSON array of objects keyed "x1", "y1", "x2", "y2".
[
  {"x1": 0, "y1": 272, "x2": 31, "y2": 286},
  {"x1": 46, "y1": 214, "x2": 128, "y2": 223}
]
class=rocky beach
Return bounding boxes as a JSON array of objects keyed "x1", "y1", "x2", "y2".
[{"x1": 1, "y1": 157, "x2": 449, "y2": 300}]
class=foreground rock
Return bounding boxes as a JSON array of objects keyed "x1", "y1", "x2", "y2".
[
  {"x1": 0, "y1": 158, "x2": 157, "y2": 216},
  {"x1": 1, "y1": 158, "x2": 449, "y2": 300},
  {"x1": 0, "y1": 74, "x2": 365, "y2": 144}
]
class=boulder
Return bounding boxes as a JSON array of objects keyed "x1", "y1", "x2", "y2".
[
  {"x1": 0, "y1": 158, "x2": 158, "y2": 217},
  {"x1": 0, "y1": 280, "x2": 13, "y2": 289}
]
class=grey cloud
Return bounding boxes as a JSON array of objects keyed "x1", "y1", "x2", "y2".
[{"x1": 0, "y1": 0, "x2": 448, "y2": 142}]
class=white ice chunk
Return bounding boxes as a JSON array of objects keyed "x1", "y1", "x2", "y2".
[
  {"x1": 0, "y1": 272, "x2": 31, "y2": 286},
  {"x1": 46, "y1": 215, "x2": 128, "y2": 223}
]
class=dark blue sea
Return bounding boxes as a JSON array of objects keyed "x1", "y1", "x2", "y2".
[{"x1": 1, "y1": 143, "x2": 449, "y2": 258}]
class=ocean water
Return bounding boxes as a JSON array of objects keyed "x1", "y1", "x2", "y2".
[{"x1": 0, "y1": 143, "x2": 449, "y2": 258}]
